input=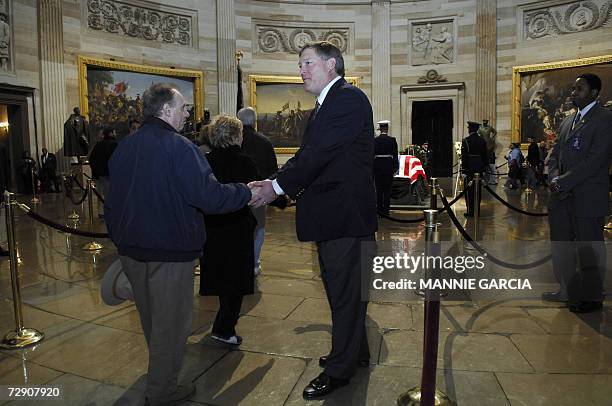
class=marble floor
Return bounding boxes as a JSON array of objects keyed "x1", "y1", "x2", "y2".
[{"x1": 0, "y1": 184, "x2": 611, "y2": 405}]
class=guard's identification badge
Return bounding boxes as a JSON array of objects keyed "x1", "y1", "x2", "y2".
[{"x1": 571, "y1": 134, "x2": 582, "y2": 150}]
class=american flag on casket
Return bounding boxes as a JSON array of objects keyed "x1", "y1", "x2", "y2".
[{"x1": 396, "y1": 155, "x2": 427, "y2": 184}]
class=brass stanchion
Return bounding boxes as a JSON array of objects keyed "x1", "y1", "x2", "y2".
[
  {"x1": 0, "y1": 191, "x2": 44, "y2": 349},
  {"x1": 81, "y1": 179, "x2": 103, "y2": 251},
  {"x1": 429, "y1": 178, "x2": 438, "y2": 211},
  {"x1": 473, "y1": 173, "x2": 480, "y2": 241},
  {"x1": 398, "y1": 209, "x2": 455, "y2": 406},
  {"x1": 65, "y1": 175, "x2": 80, "y2": 220},
  {"x1": 30, "y1": 166, "x2": 39, "y2": 204}
]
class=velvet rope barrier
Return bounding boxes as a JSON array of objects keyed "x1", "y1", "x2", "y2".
[
  {"x1": 15, "y1": 202, "x2": 110, "y2": 239},
  {"x1": 439, "y1": 190, "x2": 551, "y2": 269},
  {"x1": 378, "y1": 189, "x2": 467, "y2": 224},
  {"x1": 483, "y1": 184, "x2": 548, "y2": 216}
]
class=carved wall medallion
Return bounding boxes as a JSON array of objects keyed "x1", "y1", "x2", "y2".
[
  {"x1": 417, "y1": 69, "x2": 447, "y2": 84},
  {"x1": 523, "y1": 0, "x2": 612, "y2": 40},
  {"x1": 409, "y1": 18, "x2": 456, "y2": 66},
  {"x1": 254, "y1": 20, "x2": 353, "y2": 55},
  {"x1": 85, "y1": 0, "x2": 196, "y2": 47}
]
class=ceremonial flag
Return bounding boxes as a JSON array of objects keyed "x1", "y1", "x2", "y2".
[{"x1": 397, "y1": 155, "x2": 427, "y2": 184}]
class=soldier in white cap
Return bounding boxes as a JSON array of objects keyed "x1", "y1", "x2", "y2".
[{"x1": 373, "y1": 120, "x2": 399, "y2": 216}]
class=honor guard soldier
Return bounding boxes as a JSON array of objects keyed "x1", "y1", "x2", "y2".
[
  {"x1": 461, "y1": 121, "x2": 488, "y2": 217},
  {"x1": 373, "y1": 120, "x2": 399, "y2": 216}
]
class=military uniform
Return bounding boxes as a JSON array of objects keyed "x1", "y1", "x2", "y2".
[
  {"x1": 373, "y1": 120, "x2": 399, "y2": 216},
  {"x1": 461, "y1": 122, "x2": 488, "y2": 216}
]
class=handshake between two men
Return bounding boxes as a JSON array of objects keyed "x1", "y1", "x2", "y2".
[{"x1": 248, "y1": 179, "x2": 279, "y2": 208}]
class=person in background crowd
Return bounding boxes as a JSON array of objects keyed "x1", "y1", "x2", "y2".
[
  {"x1": 18, "y1": 151, "x2": 37, "y2": 194},
  {"x1": 199, "y1": 114, "x2": 259, "y2": 345},
  {"x1": 40, "y1": 147, "x2": 60, "y2": 193},
  {"x1": 545, "y1": 73, "x2": 612, "y2": 313},
  {"x1": 525, "y1": 137, "x2": 540, "y2": 192},
  {"x1": 373, "y1": 119, "x2": 399, "y2": 216},
  {"x1": 505, "y1": 143, "x2": 522, "y2": 190},
  {"x1": 237, "y1": 106, "x2": 278, "y2": 276},
  {"x1": 461, "y1": 121, "x2": 488, "y2": 216},
  {"x1": 89, "y1": 127, "x2": 118, "y2": 218},
  {"x1": 197, "y1": 124, "x2": 212, "y2": 154},
  {"x1": 104, "y1": 83, "x2": 253, "y2": 405},
  {"x1": 128, "y1": 119, "x2": 141, "y2": 135}
]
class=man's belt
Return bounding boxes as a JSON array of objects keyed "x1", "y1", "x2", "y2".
[{"x1": 375, "y1": 155, "x2": 394, "y2": 158}]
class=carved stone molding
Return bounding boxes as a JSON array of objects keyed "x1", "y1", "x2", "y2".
[
  {"x1": 0, "y1": 0, "x2": 13, "y2": 74},
  {"x1": 417, "y1": 69, "x2": 447, "y2": 84},
  {"x1": 254, "y1": 20, "x2": 353, "y2": 55},
  {"x1": 409, "y1": 17, "x2": 457, "y2": 66},
  {"x1": 522, "y1": 0, "x2": 612, "y2": 40},
  {"x1": 85, "y1": 0, "x2": 196, "y2": 47}
]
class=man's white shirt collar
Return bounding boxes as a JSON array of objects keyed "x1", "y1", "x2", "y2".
[
  {"x1": 577, "y1": 100, "x2": 597, "y2": 118},
  {"x1": 316, "y1": 76, "x2": 342, "y2": 106}
]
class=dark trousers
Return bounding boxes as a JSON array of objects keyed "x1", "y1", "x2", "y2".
[
  {"x1": 317, "y1": 235, "x2": 373, "y2": 380},
  {"x1": 120, "y1": 256, "x2": 195, "y2": 399},
  {"x1": 464, "y1": 172, "x2": 482, "y2": 215},
  {"x1": 374, "y1": 174, "x2": 394, "y2": 215},
  {"x1": 212, "y1": 295, "x2": 244, "y2": 337},
  {"x1": 548, "y1": 199, "x2": 606, "y2": 302}
]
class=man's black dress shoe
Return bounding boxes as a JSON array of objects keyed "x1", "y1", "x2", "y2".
[
  {"x1": 541, "y1": 291, "x2": 567, "y2": 302},
  {"x1": 319, "y1": 355, "x2": 369, "y2": 368},
  {"x1": 568, "y1": 301, "x2": 603, "y2": 313},
  {"x1": 302, "y1": 372, "x2": 349, "y2": 399}
]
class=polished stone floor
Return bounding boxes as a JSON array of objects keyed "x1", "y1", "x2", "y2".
[{"x1": 0, "y1": 183, "x2": 611, "y2": 405}]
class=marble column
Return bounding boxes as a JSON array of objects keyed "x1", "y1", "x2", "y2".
[
  {"x1": 216, "y1": 0, "x2": 237, "y2": 114},
  {"x1": 371, "y1": 0, "x2": 391, "y2": 125},
  {"x1": 475, "y1": 0, "x2": 497, "y2": 125},
  {"x1": 38, "y1": 0, "x2": 68, "y2": 163}
]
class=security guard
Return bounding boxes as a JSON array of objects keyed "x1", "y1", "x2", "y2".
[
  {"x1": 461, "y1": 121, "x2": 488, "y2": 217},
  {"x1": 373, "y1": 120, "x2": 399, "y2": 216}
]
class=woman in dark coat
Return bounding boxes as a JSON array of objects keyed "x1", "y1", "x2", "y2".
[{"x1": 200, "y1": 115, "x2": 260, "y2": 345}]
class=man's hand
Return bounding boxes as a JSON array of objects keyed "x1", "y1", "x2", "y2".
[
  {"x1": 248, "y1": 180, "x2": 278, "y2": 208},
  {"x1": 549, "y1": 178, "x2": 562, "y2": 193}
]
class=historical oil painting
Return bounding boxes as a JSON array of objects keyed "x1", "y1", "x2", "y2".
[
  {"x1": 512, "y1": 55, "x2": 612, "y2": 144},
  {"x1": 78, "y1": 56, "x2": 203, "y2": 140}
]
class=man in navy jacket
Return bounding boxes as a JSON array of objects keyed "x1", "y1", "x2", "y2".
[
  {"x1": 105, "y1": 83, "x2": 252, "y2": 405},
  {"x1": 250, "y1": 41, "x2": 377, "y2": 399}
]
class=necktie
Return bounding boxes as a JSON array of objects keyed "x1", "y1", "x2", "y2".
[
  {"x1": 312, "y1": 101, "x2": 321, "y2": 120},
  {"x1": 572, "y1": 112, "x2": 581, "y2": 130}
]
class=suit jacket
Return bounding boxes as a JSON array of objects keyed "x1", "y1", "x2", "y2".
[
  {"x1": 241, "y1": 125, "x2": 278, "y2": 179},
  {"x1": 373, "y1": 134, "x2": 399, "y2": 176},
  {"x1": 276, "y1": 78, "x2": 378, "y2": 242},
  {"x1": 548, "y1": 104, "x2": 612, "y2": 217}
]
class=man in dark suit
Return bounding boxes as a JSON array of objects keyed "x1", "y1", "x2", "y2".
[
  {"x1": 544, "y1": 73, "x2": 612, "y2": 313},
  {"x1": 40, "y1": 148, "x2": 59, "y2": 193},
  {"x1": 461, "y1": 121, "x2": 488, "y2": 217},
  {"x1": 237, "y1": 106, "x2": 278, "y2": 276},
  {"x1": 249, "y1": 41, "x2": 377, "y2": 398},
  {"x1": 373, "y1": 120, "x2": 399, "y2": 216}
]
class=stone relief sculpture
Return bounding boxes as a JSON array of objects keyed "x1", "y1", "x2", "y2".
[
  {"x1": 410, "y1": 20, "x2": 455, "y2": 66},
  {"x1": 524, "y1": 0, "x2": 612, "y2": 40},
  {"x1": 0, "y1": 13, "x2": 9, "y2": 71},
  {"x1": 86, "y1": 0, "x2": 194, "y2": 47},
  {"x1": 256, "y1": 24, "x2": 350, "y2": 55}
]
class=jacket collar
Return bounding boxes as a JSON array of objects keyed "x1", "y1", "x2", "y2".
[{"x1": 143, "y1": 116, "x2": 179, "y2": 134}]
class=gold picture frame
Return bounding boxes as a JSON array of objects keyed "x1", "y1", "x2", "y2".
[
  {"x1": 511, "y1": 54, "x2": 612, "y2": 144},
  {"x1": 249, "y1": 75, "x2": 361, "y2": 154},
  {"x1": 77, "y1": 56, "x2": 204, "y2": 139}
]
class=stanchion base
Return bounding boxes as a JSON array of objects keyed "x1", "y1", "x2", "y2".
[
  {"x1": 397, "y1": 387, "x2": 456, "y2": 406},
  {"x1": 0, "y1": 328, "x2": 45, "y2": 350},
  {"x1": 194, "y1": 264, "x2": 201, "y2": 276},
  {"x1": 82, "y1": 241, "x2": 103, "y2": 251},
  {"x1": 31, "y1": 197, "x2": 40, "y2": 203},
  {"x1": 67, "y1": 213, "x2": 80, "y2": 220}
]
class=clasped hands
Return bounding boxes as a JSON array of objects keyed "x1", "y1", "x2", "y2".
[{"x1": 248, "y1": 180, "x2": 278, "y2": 208}]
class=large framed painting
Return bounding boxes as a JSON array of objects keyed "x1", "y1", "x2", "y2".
[
  {"x1": 511, "y1": 54, "x2": 612, "y2": 145},
  {"x1": 249, "y1": 75, "x2": 360, "y2": 153},
  {"x1": 77, "y1": 56, "x2": 203, "y2": 140}
]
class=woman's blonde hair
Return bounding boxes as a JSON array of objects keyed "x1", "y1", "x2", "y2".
[
  {"x1": 197, "y1": 124, "x2": 212, "y2": 147},
  {"x1": 209, "y1": 115, "x2": 243, "y2": 148}
]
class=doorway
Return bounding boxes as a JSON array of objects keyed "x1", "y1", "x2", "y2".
[{"x1": 411, "y1": 100, "x2": 453, "y2": 177}]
